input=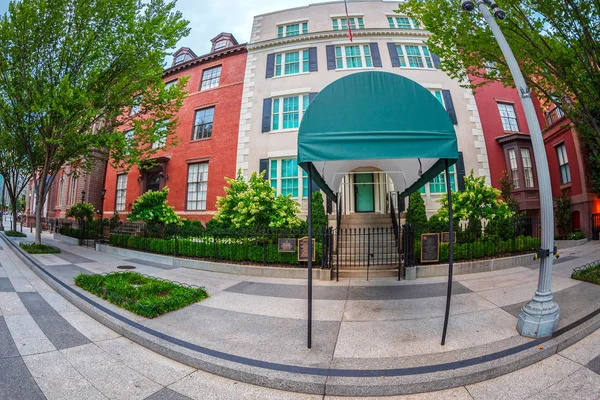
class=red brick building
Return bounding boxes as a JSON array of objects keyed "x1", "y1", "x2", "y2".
[
  {"x1": 103, "y1": 33, "x2": 247, "y2": 222},
  {"x1": 472, "y1": 76, "x2": 599, "y2": 237}
]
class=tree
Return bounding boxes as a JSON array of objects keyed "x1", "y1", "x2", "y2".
[
  {"x1": 406, "y1": 191, "x2": 428, "y2": 234},
  {"x1": 555, "y1": 189, "x2": 572, "y2": 237},
  {"x1": 398, "y1": 0, "x2": 600, "y2": 193},
  {"x1": 0, "y1": 0, "x2": 189, "y2": 244},
  {"x1": 311, "y1": 191, "x2": 328, "y2": 233},
  {"x1": 66, "y1": 202, "x2": 95, "y2": 222},
  {"x1": 128, "y1": 187, "x2": 181, "y2": 226},
  {"x1": 213, "y1": 170, "x2": 303, "y2": 229}
]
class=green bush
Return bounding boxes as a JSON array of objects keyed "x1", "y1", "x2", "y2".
[
  {"x1": 66, "y1": 202, "x2": 95, "y2": 221},
  {"x1": 4, "y1": 230, "x2": 26, "y2": 237},
  {"x1": 406, "y1": 191, "x2": 428, "y2": 235},
  {"x1": 128, "y1": 187, "x2": 181, "y2": 226},
  {"x1": 20, "y1": 242, "x2": 61, "y2": 254},
  {"x1": 311, "y1": 191, "x2": 328, "y2": 233}
]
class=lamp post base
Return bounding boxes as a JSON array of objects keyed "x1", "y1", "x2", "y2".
[{"x1": 517, "y1": 297, "x2": 560, "y2": 338}]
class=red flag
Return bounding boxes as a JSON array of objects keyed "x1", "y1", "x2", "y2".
[{"x1": 344, "y1": 0, "x2": 353, "y2": 42}]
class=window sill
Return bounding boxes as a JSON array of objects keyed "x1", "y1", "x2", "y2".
[
  {"x1": 273, "y1": 72, "x2": 311, "y2": 79},
  {"x1": 199, "y1": 85, "x2": 220, "y2": 93},
  {"x1": 560, "y1": 183, "x2": 572, "y2": 190},
  {"x1": 270, "y1": 129, "x2": 299, "y2": 134},
  {"x1": 190, "y1": 137, "x2": 213, "y2": 143},
  {"x1": 397, "y1": 66, "x2": 436, "y2": 71},
  {"x1": 335, "y1": 67, "x2": 375, "y2": 72}
]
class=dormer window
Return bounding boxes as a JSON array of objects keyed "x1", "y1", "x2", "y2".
[
  {"x1": 214, "y1": 40, "x2": 227, "y2": 51},
  {"x1": 171, "y1": 47, "x2": 197, "y2": 67},
  {"x1": 174, "y1": 54, "x2": 186, "y2": 65},
  {"x1": 210, "y1": 33, "x2": 238, "y2": 53}
]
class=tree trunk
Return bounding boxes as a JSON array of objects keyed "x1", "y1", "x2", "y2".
[{"x1": 9, "y1": 193, "x2": 17, "y2": 231}]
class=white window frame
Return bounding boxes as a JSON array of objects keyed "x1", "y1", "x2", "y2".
[
  {"x1": 200, "y1": 66, "x2": 222, "y2": 91},
  {"x1": 57, "y1": 175, "x2": 65, "y2": 206},
  {"x1": 214, "y1": 40, "x2": 227, "y2": 51},
  {"x1": 555, "y1": 143, "x2": 571, "y2": 185},
  {"x1": 387, "y1": 16, "x2": 419, "y2": 29},
  {"x1": 69, "y1": 176, "x2": 78, "y2": 205},
  {"x1": 334, "y1": 44, "x2": 373, "y2": 70},
  {"x1": 508, "y1": 148, "x2": 520, "y2": 189},
  {"x1": 115, "y1": 174, "x2": 128, "y2": 212},
  {"x1": 165, "y1": 79, "x2": 177, "y2": 89},
  {"x1": 274, "y1": 49, "x2": 310, "y2": 77},
  {"x1": 277, "y1": 22, "x2": 308, "y2": 38},
  {"x1": 429, "y1": 90, "x2": 446, "y2": 109},
  {"x1": 174, "y1": 54, "x2": 186, "y2": 65},
  {"x1": 394, "y1": 44, "x2": 434, "y2": 69},
  {"x1": 332, "y1": 17, "x2": 365, "y2": 30},
  {"x1": 186, "y1": 162, "x2": 209, "y2": 211},
  {"x1": 192, "y1": 107, "x2": 215, "y2": 140},
  {"x1": 498, "y1": 103, "x2": 519, "y2": 132},
  {"x1": 521, "y1": 148, "x2": 534, "y2": 188},
  {"x1": 130, "y1": 95, "x2": 142, "y2": 115},
  {"x1": 269, "y1": 158, "x2": 309, "y2": 199},
  {"x1": 271, "y1": 94, "x2": 310, "y2": 132}
]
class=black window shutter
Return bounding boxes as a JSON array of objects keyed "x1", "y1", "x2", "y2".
[
  {"x1": 431, "y1": 52, "x2": 442, "y2": 69},
  {"x1": 265, "y1": 54, "x2": 275, "y2": 78},
  {"x1": 309, "y1": 92, "x2": 318, "y2": 104},
  {"x1": 370, "y1": 43, "x2": 382, "y2": 67},
  {"x1": 387, "y1": 43, "x2": 400, "y2": 67},
  {"x1": 456, "y1": 152, "x2": 466, "y2": 191},
  {"x1": 442, "y1": 90, "x2": 457, "y2": 125},
  {"x1": 261, "y1": 98, "x2": 272, "y2": 133},
  {"x1": 308, "y1": 47, "x2": 318, "y2": 72},
  {"x1": 326, "y1": 45, "x2": 336, "y2": 70},
  {"x1": 259, "y1": 159, "x2": 269, "y2": 180}
]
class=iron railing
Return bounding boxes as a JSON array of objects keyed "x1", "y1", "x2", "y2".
[{"x1": 545, "y1": 106, "x2": 565, "y2": 127}]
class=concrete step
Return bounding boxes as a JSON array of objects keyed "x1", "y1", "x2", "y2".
[{"x1": 336, "y1": 268, "x2": 399, "y2": 278}]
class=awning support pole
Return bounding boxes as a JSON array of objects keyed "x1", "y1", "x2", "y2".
[
  {"x1": 307, "y1": 166, "x2": 313, "y2": 349},
  {"x1": 441, "y1": 159, "x2": 454, "y2": 346}
]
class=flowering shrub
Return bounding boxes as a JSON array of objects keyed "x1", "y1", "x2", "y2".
[
  {"x1": 128, "y1": 187, "x2": 181, "y2": 226},
  {"x1": 212, "y1": 170, "x2": 302, "y2": 229}
]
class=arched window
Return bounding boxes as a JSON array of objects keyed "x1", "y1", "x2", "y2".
[
  {"x1": 57, "y1": 176, "x2": 65, "y2": 206},
  {"x1": 69, "y1": 176, "x2": 78, "y2": 205}
]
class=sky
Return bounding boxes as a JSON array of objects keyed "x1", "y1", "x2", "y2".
[{"x1": 0, "y1": 0, "x2": 333, "y2": 56}]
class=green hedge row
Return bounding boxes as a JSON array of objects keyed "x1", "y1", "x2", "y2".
[
  {"x1": 109, "y1": 234, "x2": 322, "y2": 266},
  {"x1": 414, "y1": 235, "x2": 541, "y2": 264}
]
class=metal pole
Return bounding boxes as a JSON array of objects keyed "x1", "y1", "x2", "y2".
[
  {"x1": 307, "y1": 166, "x2": 313, "y2": 349},
  {"x1": 441, "y1": 160, "x2": 454, "y2": 345},
  {"x1": 475, "y1": 0, "x2": 559, "y2": 337},
  {"x1": 0, "y1": 182, "x2": 5, "y2": 231}
]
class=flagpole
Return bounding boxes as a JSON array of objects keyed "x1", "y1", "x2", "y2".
[{"x1": 344, "y1": 0, "x2": 353, "y2": 42}]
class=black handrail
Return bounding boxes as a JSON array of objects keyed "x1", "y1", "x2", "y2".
[{"x1": 389, "y1": 192, "x2": 399, "y2": 243}]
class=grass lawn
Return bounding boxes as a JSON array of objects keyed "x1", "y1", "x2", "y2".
[
  {"x1": 20, "y1": 242, "x2": 61, "y2": 254},
  {"x1": 571, "y1": 261, "x2": 600, "y2": 285},
  {"x1": 74, "y1": 272, "x2": 208, "y2": 318},
  {"x1": 4, "y1": 230, "x2": 27, "y2": 237}
]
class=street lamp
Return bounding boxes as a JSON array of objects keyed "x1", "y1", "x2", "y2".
[
  {"x1": 462, "y1": 0, "x2": 559, "y2": 338},
  {"x1": 81, "y1": 190, "x2": 86, "y2": 203},
  {"x1": 100, "y1": 188, "x2": 107, "y2": 218}
]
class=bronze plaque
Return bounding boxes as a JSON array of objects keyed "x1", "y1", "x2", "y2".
[
  {"x1": 421, "y1": 233, "x2": 440, "y2": 263},
  {"x1": 298, "y1": 237, "x2": 316, "y2": 262},
  {"x1": 441, "y1": 232, "x2": 456, "y2": 244},
  {"x1": 278, "y1": 238, "x2": 295, "y2": 253}
]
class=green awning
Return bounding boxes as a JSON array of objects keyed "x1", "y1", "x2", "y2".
[{"x1": 297, "y1": 71, "x2": 458, "y2": 200}]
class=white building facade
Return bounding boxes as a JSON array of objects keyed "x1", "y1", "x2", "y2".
[{"x1": 236, "y1": 0, "x2": 490, "y2": 220}]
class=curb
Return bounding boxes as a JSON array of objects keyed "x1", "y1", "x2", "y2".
[{"x1": 4, "y1": 232, "x2": 600, "y2": 397}]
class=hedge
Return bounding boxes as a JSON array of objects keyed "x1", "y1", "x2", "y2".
[
  {"x1": 414, "y1": 235, "x2": 540, "y2": 264},
  {"x1": 109, "y1": 234, "x2": 322, "y2": 266}
]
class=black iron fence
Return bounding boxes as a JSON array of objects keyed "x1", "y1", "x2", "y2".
[
  {"x1": 109, "y1": 223, "x2": 335, "y2": 268},
  {"x1": 56, "y1": 219, "x2": 111, "y2": 248}
]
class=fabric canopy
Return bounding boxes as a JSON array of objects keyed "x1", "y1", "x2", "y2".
[{"x1": 297, "y1": 71, "x2": 459, "y2": 200}]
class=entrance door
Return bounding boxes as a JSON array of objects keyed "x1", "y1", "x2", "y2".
[{"x1": 354, "y1": 173, "x2": 375, "y2": 212}]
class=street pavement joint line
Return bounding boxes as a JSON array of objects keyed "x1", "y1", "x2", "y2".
[{"x1": 3, "y1": 232, "x2": 600, "y2": 378}]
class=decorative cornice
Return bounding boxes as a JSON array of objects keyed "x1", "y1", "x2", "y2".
[
  {"x1": 163, "y1": 44, "x2": 248, "y2": 77},
  {"x1": 247, "y1": 29, "x2": 430, "y2": 51}
]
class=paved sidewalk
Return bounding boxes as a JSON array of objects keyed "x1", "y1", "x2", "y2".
[{"x1": 2, "y1": 231, "x2": 600, "y2": 398}]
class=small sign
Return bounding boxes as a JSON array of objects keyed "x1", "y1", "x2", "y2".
[
  {"x1": 421, "y1": 233, "x2": 440, "y2": 263},
  {"x1": 298, "y1": 237, "x2": 316, "y2": 262},
  {"x1": 441, "y1": 232, "x2": 457, "y2": 244},
  {"x1": 278, "y1": 238, "x2": 295, "y2": 253}
]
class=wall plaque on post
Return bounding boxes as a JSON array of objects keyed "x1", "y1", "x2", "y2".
[
  {"x1": 298, "y1": 237, "x2": 316, "y2": 262},
  {"x1": 278, "y1": 238, "x2": 295, "y2": 253},
  {"x1": 441, "y1": 232, "x2": 456, "y2": 244},
  {"x1": 420, "y1": 233, "x2": 440, "y2": 263}
]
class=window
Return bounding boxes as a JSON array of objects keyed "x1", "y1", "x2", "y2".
[
  {"x1": 430, "y1": 90, "x2": 445, "y2": 108},
  {"x1": 271, "y1": 94, "x2": 310, "y2": 131},
  {"x1": 147, "y1": 174, "x2": 160, "y2": 192},
  {"x1": 57, "y1": 176, "x2": 65, "y2": 206},
  {"x1": 130, "y1": 95, "x2": 142, "y2": 115},
  {"x1": 275, "y1": 50, "x2": 309, "y2": 76},
  {"x1": 394, "y1": 45, "x2": 434, "y2": 68},
  {"x1": 115, "y1": 174, "x2": 127, "y2": 211},
  {"x1": 174, "y1": 54, "x2": 186, "y2": 65},
  {"x1": 187, "y1": 162, "x2": 208, "y2": 211},
  {"x1": 192, "y1": 107, "x2": 214, "y2": 140},
  {"x1": 387, "y1": 16, "x2": 419, "y2": 29},
  {"x1": 521, "y1": 148, "x2": 534, "y2": 188},
  {"x1": 508, "y1": 148, "x2": 520, "y2": 189},
  {"x1": 165, "y1": 79, "x2": 177, "y2": 89},
  {"x1": 214, "y1": 40, "x2": 227, "y2": 51},
  {"x1": 200, "y1": 66, "x2": 221, "y2": 90},
  {"x1": 429, "y1": 165, "x2": 456, "y2": 193},
  {"x1": 269, "y1": 158, "x2": 309, "y2": 198},
  {"x1": 152, "y1": 120, "x2": 168, "y2": 149},
  {"x1": 69, "y1": 176, "x2": 78, "y2": 205},
  {"x1": 498, "y1": 103, "x2": 519, "y2": 131},
  {"x1": 332, "y1": 17, "x2": 365, "y2": 30},
  {"x1": 556, "y1": 144, "x2": 571, "y2": 185},
  {"x1": 335, "y1": 45, "x2": 372, "y2": 69},
  {"x1": 277, "y1": 22, "x2": 308, "y2": 38}
]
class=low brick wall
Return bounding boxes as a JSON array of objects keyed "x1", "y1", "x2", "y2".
[
  {"x1": 96, "y1": 244, "x2": 330, "y2": 281},
  {"x1": 412, "y1": 253, "x2": 536, "y2": 279}
]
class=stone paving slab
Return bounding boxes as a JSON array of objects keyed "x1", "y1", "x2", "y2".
[
  {"x1": 0, "y1": 316, "x2": 19, "y2": 358},
  {"x1": 146, "y1": 387, "x2": 194, "y2": 400},
  {"x1": 55, "y1": 249, "x2": 95, "y2": 264},
  {"x1": 0, "y1": 356, "x2": 45, "y2": 400},
  {"x1": 0, "y1": 276, "x2": 14, "y2": 291},
  {"x1": 60, "y1": 310, "x2": 122, "y2": 342},
  {"x1": 124, "y1": 257, "x2": 178, "y2": 270},
  {"x1": 7, "y1": 275, "x2": 35, "y2": 292},
  {"x1": 325, "y1": 387, "x2": 474, "y2": 399},
  {"x1": 4, "y1": 314, "x2": 56, "y2": 356},
  {"x1": 528, "y1": 367, "x2": 600, "y2": 400},
  {"x1": 0, "y1": 292, "x2": 29, "y2": 315}
]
